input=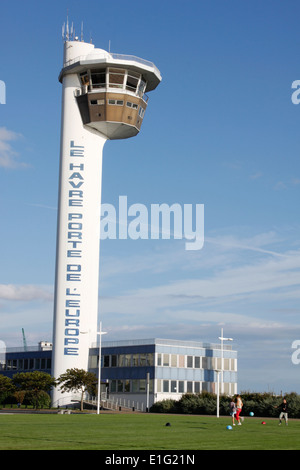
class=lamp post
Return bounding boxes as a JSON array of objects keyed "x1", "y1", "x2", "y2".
[
  {"x1": 218, "y1": 328, "x2": 233, "y2": 395},
  {"x1": 97, "y1": 321, "x2": 107, "y2": 415},
  {"x1": 214, "y1": 369, "x2": 221, "y2": 418}
]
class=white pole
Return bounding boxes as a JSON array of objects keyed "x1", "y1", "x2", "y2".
[
  {"x1": 146, "y1": 372, "x2": 150, "y2": 412},
  {"x1": 216, "y1": 371, "x2": 220, "y2": 418},
  {"x1": 218, "y1": 328, "x2": 233, "y2": 396},
  {"x1": 97, "y1": 321, "x2": 107, "y2": 415},
  {"x1": 221, "y1": 328, "x2": 224, "y2": 395}
]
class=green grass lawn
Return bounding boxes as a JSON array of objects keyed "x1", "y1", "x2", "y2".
[{"x1": 0, "y1": 412, "x2": 298, "y2": 450}]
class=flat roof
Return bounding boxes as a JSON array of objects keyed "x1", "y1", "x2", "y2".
[{"x1": 3, "y1": 338, "x2": 234, "y2": 354}]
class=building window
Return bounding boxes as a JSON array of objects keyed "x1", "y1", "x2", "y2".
[
  {"x1": 117, "y1": 380, "x2": 123, "y2": 392},
  {"x1": 178, "y1": 355, "x2": 185, "y2": 367},
  {"x1": 171, "y1": 380, "x2": 177, "y2": 393},
  {"x1": 126, "y1": 71, "x2": 140, "y2": 92},
  {"x1": 178, "y1": 381, "x2": 184, "y2": 393},
  {"x1": 110, "y1": 380, "x2": 116, "y2": 393},
  {"x1": 90, "y1": 70, "x2": 106, "y2": 89},
  {"x1": 171, "y1": 355, "x2": 177, "y2": 367},
  {"x1": 108, "y1": 68, "x2": 125, "y2": 88},
  {"x1": 124, "y1": 380, "x2": 130, "y2": 392},
  {"x1": 157, "y1": 353, "x2": 162, "y2": 366},
  {"x1": 138, "y1": 106, "x2": 145, "y2": 118},
  {"x1": 104, "y1": 355, "x2": 110, "y2": 367},
  {"x1": 126, "y1": 101, "x2": 138, "y2": 109},
  {"x1": 89, "y1": 355, "x2": 98, "y2": 369},
  {"x1": 132, "y1": 354, "x2": 139, "y2": 366},
  {"x1": 163, "y1": 354, "x2": 169, "y2": 367},
  {"x1": 187, "y1": 381, "x2": 193, "y2": 393},
  {"x1": 146, "y1": 353, "x2": 154, "y2": 366},
  {"x1": 138, "y1": 80, "x2": 146, "y2": 97},
  {"x1": 187, "y1": 356, "x2": 193, "y2": 368},
  {"x1": 110, "y1": 355, "x2": 117, "y2": 367},
  {"x1": 163, "y1": 380, "x2": 169, "y2": 393},
  {"x1": 108, "y1": 99, "x2": 124, "y2": 106},
  {"x1": 132, "y1": 380, "x2": 139, "y2": 393},
  {"x1": 140, "y1": 354, "x2": 147, "y2": 367},
  {"x1": 139, "y1": 379, "x2": 146, "y2": 392},
  {"x1": 202, "y1": 357, "x2": 213, "y2": 370},
  {"x1": 80, "y1": 71, "x2": 90, "y2": 86},
  {"x1": 90, "y1": 99, "x2": 105, "y2": 105}
]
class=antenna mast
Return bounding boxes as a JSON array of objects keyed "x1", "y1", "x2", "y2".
[{"x1": 22, "y1": 328, "x2": 28, "y2": 352}]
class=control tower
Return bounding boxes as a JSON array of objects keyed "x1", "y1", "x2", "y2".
[{"x1": 51, "y1": 30, "x2": 161, "y2": 406}]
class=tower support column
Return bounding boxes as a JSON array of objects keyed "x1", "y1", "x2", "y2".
[{"x1": 52, "y1": 63, "x2": 107, "y2": 406}]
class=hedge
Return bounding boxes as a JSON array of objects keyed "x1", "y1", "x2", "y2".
[{"x1": 150, "y1": 391, "x2": 300, "y2": 418}]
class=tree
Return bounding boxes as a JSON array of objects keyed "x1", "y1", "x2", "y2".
[
  {"x1": 0, "y1": 375, "x2": 15, "y2": 405},
  {"x1": 56, "y1": 368, "x2": 97, "y2": 412},
  {"x1": 14, "y1": 390, "x2": 26, "y2": 407},
  {"x1": 12, "y1": 371, "x2": 56, "y2": 409}
]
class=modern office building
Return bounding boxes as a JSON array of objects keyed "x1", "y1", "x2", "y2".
[
  {"x1": 0, "y1": 342, "x2": 53, "y2": 380},
  {"x1": 0, "y1": 338, "x2": 237, "y2": 409}
]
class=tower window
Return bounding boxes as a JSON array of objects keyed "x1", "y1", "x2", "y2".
[
  {"x1": 108, "y1": 99, "x2": 124, "y2": 106},
  {"x1": 91, "y1": 69, "x2": 106, "y2": 89},
  {"x1": 126, "y1": 101, "x2": 138, "y2": 109},
  {"x1": 90, "y1": 99, "x2": 105, "y2": 105},
  {"x1": 138, "y1": 106, "x2": 145, "y2": 118},
  {"x1": 126, "y1": 71, "x2": 140, "y2": 92},
  {"x1": 108, "y1": 68, "x2": 125, "y2": 88},
  {"x1": 80, "y1": 72, "x2": 89, "y2": 86}
]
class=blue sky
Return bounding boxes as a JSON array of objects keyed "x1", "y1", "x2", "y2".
[{"x1": 0, "y1": 0, "x2": 300, "y2": 393}]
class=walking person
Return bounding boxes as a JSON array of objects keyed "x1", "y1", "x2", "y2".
[
  {"x1": 229, "y1": 398, "x2": 237, "y2": 426},
  {"x1": 277, "y1": 398, "x2": 288, "y2": 426},
  {"x1": 235, "y1": 394, "x2": 243, "y2": 425}
]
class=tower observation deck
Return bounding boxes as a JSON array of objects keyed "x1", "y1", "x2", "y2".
[{"x1": 59, "y1": 43, "x2": 161, "y2": 139}]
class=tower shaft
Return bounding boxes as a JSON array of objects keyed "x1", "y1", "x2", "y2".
[
  {"x1": 52, "y1": 37, "x2": 161, "y2": 406},
  {"x1": 52, "y1": 41, "x2": 107, "y2": 406}
]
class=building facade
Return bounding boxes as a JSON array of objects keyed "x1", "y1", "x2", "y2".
[{"x1": 1, "y1": 338, "x2": 237, "y2": 409}]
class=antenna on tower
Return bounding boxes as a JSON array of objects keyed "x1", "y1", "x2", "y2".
[
  {"x1": 70, "y1": 21, "x2": 74, "y2": 41},
  {"x1": 22, "y1": 328, "x2": 28, "y2": 352},
  {"x1": 81, "y1": 21, "x2": 84, "y2": 42},
  {"x1": 66, "y1": 15, "x2": 69, "y2": 41}
]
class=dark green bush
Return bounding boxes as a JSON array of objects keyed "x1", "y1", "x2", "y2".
[{"x1": 150, "y1": 391, "x2": 300, "y2": 418}]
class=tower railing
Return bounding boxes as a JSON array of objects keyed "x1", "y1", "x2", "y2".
[{"x1": 64, "y1": 52, "x2": 160, "y2": 77}]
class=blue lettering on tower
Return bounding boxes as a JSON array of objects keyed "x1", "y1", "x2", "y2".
[{"x1": 63, "y1": 141, "x2": 85, "y2": 356}]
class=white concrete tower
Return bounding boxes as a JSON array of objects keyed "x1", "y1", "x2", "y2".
[{"x1": 51, "y1": 30, "x2": 161, "y2": 406}]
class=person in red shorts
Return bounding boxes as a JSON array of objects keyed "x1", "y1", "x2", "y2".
[{"x1": 235, "y1": 395, "x2": 243, "y2": 425}]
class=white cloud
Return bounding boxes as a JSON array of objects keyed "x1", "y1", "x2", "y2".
[
  {"x1": 0, "y1": 284, "x2": 53, "y2": 302},
  {"x1": 99, "y1": 232, "x2": 300, "y2": 336},
  {"x1": 0, "y1": 127, "x2": 26, "y2": 168}
]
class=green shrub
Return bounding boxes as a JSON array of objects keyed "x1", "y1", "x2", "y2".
[{"x1": 150, "y1": 391, "x2": 300, "y2": 418}]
